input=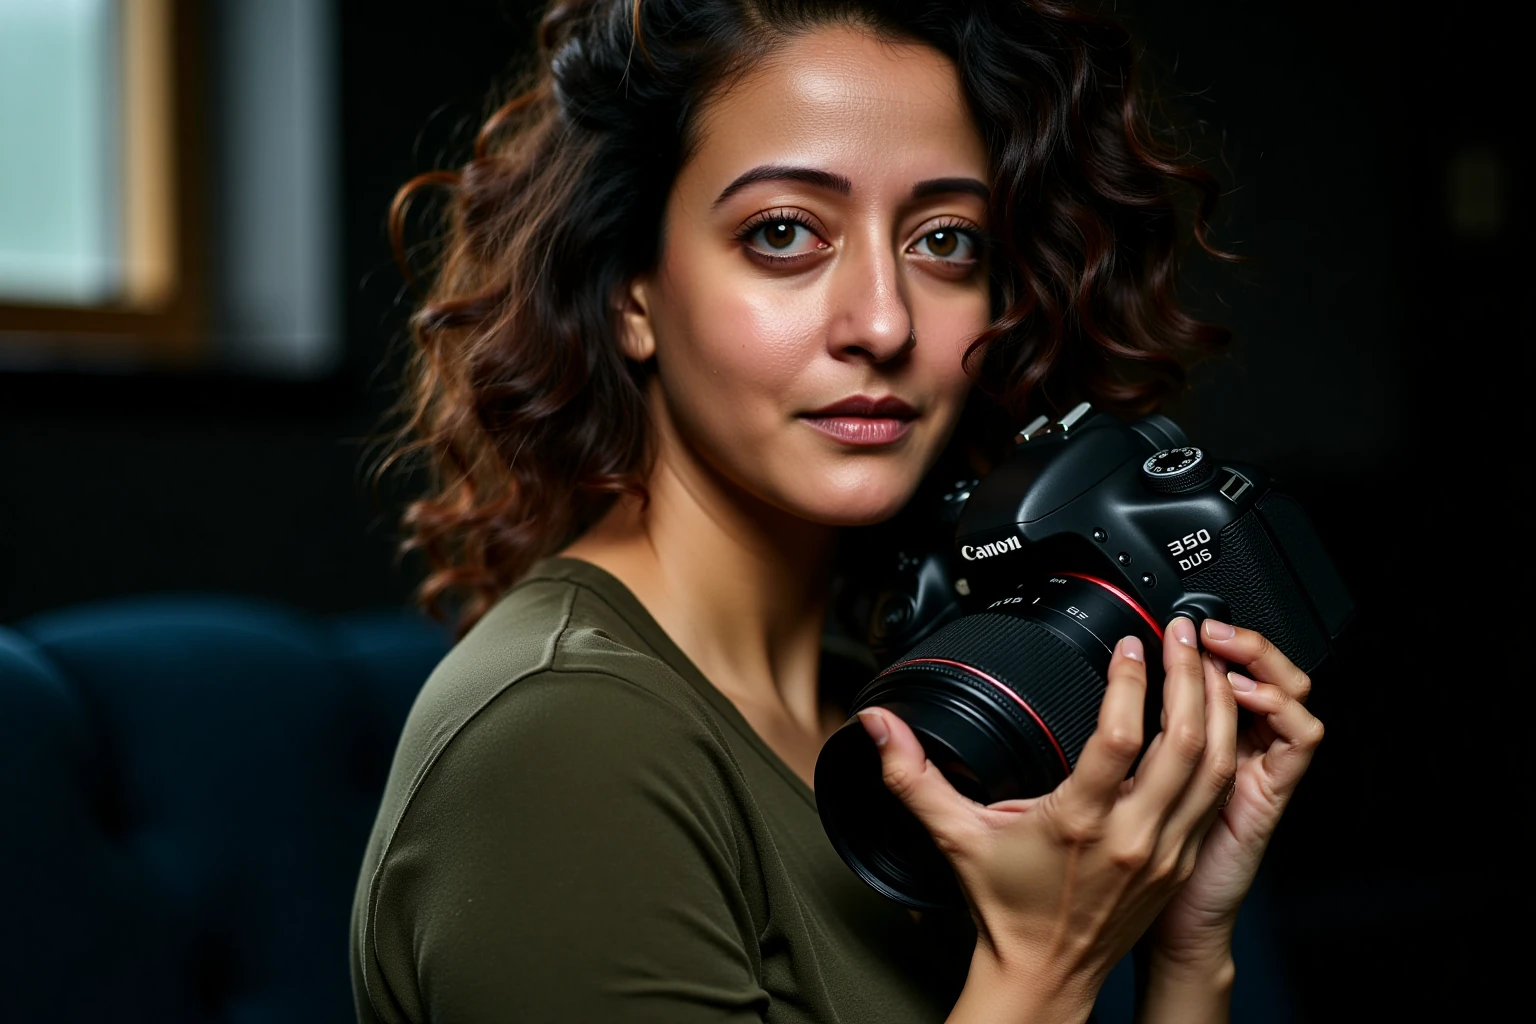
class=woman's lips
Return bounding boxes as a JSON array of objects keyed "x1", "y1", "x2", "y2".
[
  {"x1": 801, "y1": 415, "x2": 914, "y2": 446},
  {"x1": 799, "y1": 395, "x2": 918, "y2": 447}
]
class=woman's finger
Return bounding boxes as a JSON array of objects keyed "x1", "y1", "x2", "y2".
[
  {"x1": 1060, "y1": 635, "x2": 1150, "y2": 813},
  {"x1": 1161, "y1": 651, "x2": 1240, "y2": 837},
  {"x1": 857, "y1": 707, "x2": 980, "y2": 847},
  {"x1": 1227, "y1": 673, "x2": 1326, "y2": 798},
  {"x1": 1200, "y1": 620, "x2": 1312, "y2": 704},
  {"x1": 1124, "y1": 617, "x2": 1209, "y2": 819}
]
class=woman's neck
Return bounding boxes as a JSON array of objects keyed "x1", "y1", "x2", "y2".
[{"x1": 562, "y1": 442, "x2": 840, "y2": 741}]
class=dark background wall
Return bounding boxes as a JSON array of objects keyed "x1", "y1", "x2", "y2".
[{"x1": 0, "y1": 2, "x2": 1525, "y2": 1019}]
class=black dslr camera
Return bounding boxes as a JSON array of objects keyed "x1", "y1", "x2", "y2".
[{"x1": 816, "y1": 404, "x2": 1352, "y2": 909}]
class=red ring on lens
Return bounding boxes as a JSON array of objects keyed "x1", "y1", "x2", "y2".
[
  {"x1": 879, "y1": 657, "x2": 1070, "y2": 774},
  {"x1": 1059, "y1": 573, "x2": 1163, "y2": 640}
]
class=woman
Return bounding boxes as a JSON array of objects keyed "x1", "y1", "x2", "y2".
[{"x1": 351, "y1": 1, "x2": 1324, "y2": 1021}]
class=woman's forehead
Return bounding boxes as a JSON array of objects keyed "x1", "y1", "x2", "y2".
[{"x1": 682, "y1": 24, "x2": 989, "y2": 203}]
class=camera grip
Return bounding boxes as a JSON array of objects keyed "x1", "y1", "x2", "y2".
[{"x1": 1183, "y1": 507, "x2": 1330, "y2": 672}]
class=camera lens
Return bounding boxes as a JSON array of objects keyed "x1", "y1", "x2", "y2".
[{"x1": 815, "y1": 573, "x2": 1164, "y2": 909}]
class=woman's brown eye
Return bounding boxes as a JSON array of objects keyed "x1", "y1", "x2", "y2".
[
  {"x1": 927, "y1": 230, "x2": 959, "y2": 257},
  {"x1": 913, "y1": 227, "x2": 975, "y2": 263},
  {"x1": 745, "y1": 219, "x2": 820, "y2": 256},
  {"x1": 763, "y1": 221, "x2": 797, "y2": 249}
]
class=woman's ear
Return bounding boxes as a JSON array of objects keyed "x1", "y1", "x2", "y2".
[{"x1": 617, "y1": 277, "x2": 658, "y2": 363}]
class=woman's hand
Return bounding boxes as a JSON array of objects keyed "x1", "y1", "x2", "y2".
[
  {"x1": 1145, "y1": 620, "x2": 1325, "y2": 975},
  {"x1": 858, "y1": 616, "x2": 1239, "y2": 1023}
]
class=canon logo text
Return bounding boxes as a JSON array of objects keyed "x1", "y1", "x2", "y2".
[{"x1": 959, "y1": 536, "x2": 1022, "y2": 561}]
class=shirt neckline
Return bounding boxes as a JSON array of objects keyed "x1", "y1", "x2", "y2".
[{"x1": 523, "y1": 556, "x2": 823, "y2": 811}]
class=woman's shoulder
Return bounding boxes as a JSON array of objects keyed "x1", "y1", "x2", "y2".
[
  {"x1": 373, "y1": 567, "x2": 738, "y2": 844},
  {"x1": 354, "y1": 573, "x2": 770, "y2": 1023}
]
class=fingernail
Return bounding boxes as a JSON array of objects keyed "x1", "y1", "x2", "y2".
[
  {"x1": 1208, "y1": 653, "x2": 1228, "y2": 674},
  {"x1": 1227, "y1": 671, "x2": 1257, "y2": 692},
  {"x1": 1118, "y1": 636, "x2": 1144, "y2": 662},
  {"x1": 857, "y1": 709, "x2": 889, "y2": 746},
  {"x1": 1203, "y1": 619, "x2": 1236, "y2": 641},
  {"x1": 1168, "y1": 616, "x2": 1197, "y2": 648}
]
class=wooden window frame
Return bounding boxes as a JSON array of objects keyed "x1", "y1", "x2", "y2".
[{"x1": 0, "y1": 0, "x2": 206, "y2": 368}]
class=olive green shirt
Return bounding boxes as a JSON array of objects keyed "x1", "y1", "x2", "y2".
[{"x1": 350, "y1": 557, "x2": 974, "y2": 1023}]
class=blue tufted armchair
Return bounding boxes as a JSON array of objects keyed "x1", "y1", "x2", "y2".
[{"x1": 0, "y1": 595, "x2": 451, "y2": 1024}]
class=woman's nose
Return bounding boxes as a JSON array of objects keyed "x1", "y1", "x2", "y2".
[{"x1": 825, "y1": 243, "x2": 914, "y2": 364}]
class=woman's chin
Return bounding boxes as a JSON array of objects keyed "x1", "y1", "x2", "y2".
[
  {"x1": 787, "y1": 485, "x2": 921, "y2": 527},
  {"x1": 757, "y1": 456, "x2": 939, "y2": 526}
]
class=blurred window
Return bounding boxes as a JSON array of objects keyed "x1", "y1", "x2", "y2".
[
  {"x1": 0, "y1": 0, "x2": 191, "y2": 340},
  {"x1": 0, "y1": 0, "x2": 123, "y2": 306},
  {"x1": 0, "y1": 0, "x2": 341, "y2": 376},
  {"x1": 0, "y1": 0, "x2": 198, "y2": 368}
]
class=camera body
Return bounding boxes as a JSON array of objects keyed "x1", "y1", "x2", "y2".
[
  {"x1": 949, "y1": 404, "x2": 1351, "y2": 663},
  {"x1": 817, "y1": 405, "x2": 1352, "y2": 909}
]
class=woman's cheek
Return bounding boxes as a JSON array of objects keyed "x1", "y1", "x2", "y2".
[
  {"x1": 658, "y1": 297, "x2": 808, "y2": 452},
  {"x1": 698, "y1": 291, "x2": 823, "y2": 405}
]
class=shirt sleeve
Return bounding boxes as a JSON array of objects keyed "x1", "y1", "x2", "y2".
[{"x1": 360, "y1": 668, "x2": 770, "y2": 1024}]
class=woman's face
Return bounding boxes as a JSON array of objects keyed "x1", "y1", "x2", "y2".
[{"x1": 626, "y1": 24, "x2": 991, "y2": 526}]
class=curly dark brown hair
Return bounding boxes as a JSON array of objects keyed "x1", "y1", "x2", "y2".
[{"x1": 378, "y1": 0, "x2": 1236, "y2": 638}]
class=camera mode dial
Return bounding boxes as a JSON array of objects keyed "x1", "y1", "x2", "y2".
[{"x1": 1141, "y1": 446, "x2": 1214, "y2": 493}]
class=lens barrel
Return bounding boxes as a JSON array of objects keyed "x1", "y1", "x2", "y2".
[{"x1": 815, "y1": 573, "x2": 1164, "y2": 909}]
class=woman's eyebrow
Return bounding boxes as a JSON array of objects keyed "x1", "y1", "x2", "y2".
[
  {"x1": 713, "y1": 165, "x2": 852, "y2": 207},
  {"x1": 910, "y1": 177, "x2": 990, "y2": 202},
  {"x1": 711, "y1": 168, "x2": 990, "y2": 208}
]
